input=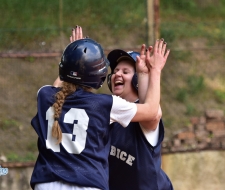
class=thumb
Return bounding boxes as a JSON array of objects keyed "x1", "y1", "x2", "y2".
[{"x1": 136, "y1": 55, "x2": 141, "y2": 65}]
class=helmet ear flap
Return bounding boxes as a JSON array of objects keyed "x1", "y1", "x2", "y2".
[
  {"x1": 132, "y1": 73, "x2": 138, "y2": 92},
  {"x1": 107, "y1": 74, "x2": 113, "y2": 92}
]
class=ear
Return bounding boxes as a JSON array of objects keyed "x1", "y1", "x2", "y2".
[{"x1": 107, "y1": 74, "x2": 113, "y2": 92}]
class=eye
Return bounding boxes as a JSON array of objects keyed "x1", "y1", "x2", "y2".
[{"x1": 113, "y1": 69, "x2": 119, "y2": 74}]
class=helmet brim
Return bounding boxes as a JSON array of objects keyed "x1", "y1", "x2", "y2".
[{"x1": 107, "y1": 49, "x2": 137, "y2": 73}]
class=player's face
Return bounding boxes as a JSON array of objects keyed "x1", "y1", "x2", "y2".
[{"x1": 111, "y1": 61, "x2": 137, "y2": 101}]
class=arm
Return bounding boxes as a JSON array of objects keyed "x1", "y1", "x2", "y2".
[
  {"x1": 136, "y1": 44, "x2": 150, "y2": 102},
  {"x1": 137, "y1": 39, "x2": 169, "y2": 130},
  {"x1": 131, "y1": 39, "x2": 170, "y2": 123}
]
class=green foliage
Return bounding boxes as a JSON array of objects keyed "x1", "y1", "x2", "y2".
[
  {"x1": 1, "y1": 0, "x2": 225, "y2": 50},
  {"x1": 7, "y1": 152, "x2": 36, "y2": 162},
  {"x1": 22, "y1": 152, "x2": 37, "y2": 161},
  {"x1": 215, "y1": 90, "x2": 225, "y2": 103},
  {"x1": 187, "y1": 75, "x2": 205, "y2": 94},
  {"x1": 185, "y1": 103, "x2": 196, "y2": 116},
  {"x1": 170, "y1": 50, "x2": 192, "y2": 62},
  {"x1": 0, "y1": 0, "x2": 147, "y2": 50},
  {"x1": 161, "y1": 0, "x2": 225, "y2": 17},
  {"x1": 26, "y1": 142, "x2": 37, "y2": 152},
  {"x1": 0, "y1": 119, "x2": 19, "y2": 130},
  {"x1": 176, "y1": 88, "x2": 188, "y2": 103},
  {"x1": 160, "y1": 0, "x2": 225, "y2": 43},
  {"x1": 7, "y1": 153, "x2": 19, "y2": 162},
  {"x1": 175, "y1": 75, "x2": 205, "y2": 103},
  {"x1": 161, "y1": 0, "x2": 197, "y2": 12},
  {"x1": 160, "y1": 27, "x2": 176, "y2": 43},
  {"x1": 24, "y1": 57, "x2": 36, "y2": 62}
]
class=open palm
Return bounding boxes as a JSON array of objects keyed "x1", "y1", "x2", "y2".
[{"x1": 146, "y1": 39, "x2": 170, "y2": 72}]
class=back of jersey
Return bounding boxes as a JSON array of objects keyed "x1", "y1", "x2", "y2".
[{"x1": 30, "y1": 86, "x2": 113, "y2": 190}]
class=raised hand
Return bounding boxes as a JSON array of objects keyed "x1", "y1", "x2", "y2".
[
  {"x1": 136, "y1": 44, "x2": 151, "y2": 75},
  {"x1": 146, "y1": 38, "x2": 170, "y2": 72},
  {"x1": 70, "y1": 25, "x2": 83, "y2": 43}
]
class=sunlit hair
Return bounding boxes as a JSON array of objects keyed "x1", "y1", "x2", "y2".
[{"x1": 52, "y1": 82, "x2": 91, "y2": 144}]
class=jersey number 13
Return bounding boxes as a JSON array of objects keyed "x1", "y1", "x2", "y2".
[{"x1": 46, "y1": 107, "x2": 89, "y2": 154}]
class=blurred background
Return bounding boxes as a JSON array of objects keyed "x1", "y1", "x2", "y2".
[{"x1": 0, "y1": 0, "x2": 225, "y2": 189}]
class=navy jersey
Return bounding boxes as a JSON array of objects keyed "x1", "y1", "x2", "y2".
[
  {"x1": 108, "y1": 119, "x2": 173, "y2": 190},
  {"x1": 30, "y1": 86, "x2": 114, "y2": 190}
]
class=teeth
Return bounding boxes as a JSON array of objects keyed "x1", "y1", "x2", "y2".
[{"x1": 115, "y1": 81, "x2": 123, "y2": 85}]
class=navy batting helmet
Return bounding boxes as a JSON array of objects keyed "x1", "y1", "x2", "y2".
[
  {"x1": 107, "y1": 49, "x2": 139, "y2": 92},
  {"x1": 59, "y1": 38, "x2": 109, "y2": 89}
]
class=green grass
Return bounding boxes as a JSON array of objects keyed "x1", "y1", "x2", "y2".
[
  {"x1": 1, "y1": 0, "x2": 225, "y2": 50},
  {"x1": 7, "y1": 152, "x2": 37, "y2": 162},
  {"x1": 0, "y1": 0, "x2": 147, "y2": 51},
  {"x1": 215, "y1": 90, "x2": 225, "y2": 103},
  {"x1": 0, "y1": 119, "x2": 19, "y2": 130}
]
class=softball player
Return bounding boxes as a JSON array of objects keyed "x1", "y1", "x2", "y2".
[
  {"x1": 107, "y1": 48, "x2": 174, "y2": 190},
  {"x1": 30, "y1": 36, "x2": 165, "y2": 190}
]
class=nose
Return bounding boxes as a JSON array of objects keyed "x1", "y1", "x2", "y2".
[{"x1": 115, "y1": 70, "x2": 122, "y2": 77}]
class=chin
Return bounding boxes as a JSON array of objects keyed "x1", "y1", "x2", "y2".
[{"x1": 112, "y1": 90, "x2": 122, "y2": 96}]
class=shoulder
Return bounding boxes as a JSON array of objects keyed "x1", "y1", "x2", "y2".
[
  {"x1": 94, "y1": 93, "x2": 113, "y2": 104},
  {"x1": 112, "y1": 95, "x2": 135, "y2": 105},
  {"x1": 86, "y1": 93, "x2": 113, "y2": 110},
  {"x1": 37, "y1": 85, "x2": 53, "y2": 95},
  {"x1": 112, "y1": 95, "x2": 136, "y2": 113},
  {"x1": 37, "y1": 85, "x2": 58, "y2": 99}
]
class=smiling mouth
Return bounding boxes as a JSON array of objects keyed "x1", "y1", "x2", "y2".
[{"x1": 114, "y1": 81, "x2": 124, "y2": 86}]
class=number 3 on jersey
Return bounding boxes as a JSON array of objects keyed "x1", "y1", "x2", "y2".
[{"x1": 46, "y1": 107, "x2": 89, "y2": 154}]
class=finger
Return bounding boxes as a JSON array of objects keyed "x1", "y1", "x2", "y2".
[
  {"x1": 145, "y1": 46, "x2": 151, "y2": 61},
  {"x1": 72, "y1": 27, "x2": 76, "y2": 41},
  {"x1": 140, "y1": 44, "x2": 146, "y2": 56},
  {"x1": 78, "y1": 26, "x2": 83, "y2": 39},
  {"x1": 75, "y1": 25, "x2": 79, "y2": 40},
  {"x1": 158, "y1": 38, "x2": 164, "y2": 53},
  {"x1": 136, "y1": 55, "x2": 141, "y2": 64},
  {"x1": 153, "y1": 39, "x2": 159, "y2": 54},
  {"x1": 164, "y1": 49, "x2": 170, "y2": 60},
  {"x1": 145, "y1": 49, "x2": 152, "y2": 70},
  {"x1": 135, "y1": 55, "x2": 141, "y2": 70},
  {"x1": 148, "y1": 46, "x2": 153, "y2": 56},
  {"x1": 70, "y1": 35, "x2": 73, "y2": 43},
  {"x1": 161, "y1": 42, "x2": 167, "y2": 55}
]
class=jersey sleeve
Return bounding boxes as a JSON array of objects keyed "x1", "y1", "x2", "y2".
[
  {"x1": 139, "y1": 122, "x2": 159, "y2": 146},
  {"x1": 110, "y1": 95, "x2": 137, "y2": 127}
]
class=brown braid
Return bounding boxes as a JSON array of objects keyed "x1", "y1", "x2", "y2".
[{"x1": 52, "y1": 82, "x2": 76, "y2": 144}]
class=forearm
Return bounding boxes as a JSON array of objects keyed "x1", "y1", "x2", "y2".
[
  {"x1": 137, "y1": 72, "x2": 149, "y2": 103},
  {"x1": 144, "y1": 68, "x2": 161, "y2": 119},
  {"x1": 139, "y1": 104, "x2": 162, "y2": 131},
  {"x1": 132, "y1": 69, "x2": 161, "y2": 122},
  {"x1": 138, "y1": 71, "x2": 160, "y2": 129}
]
